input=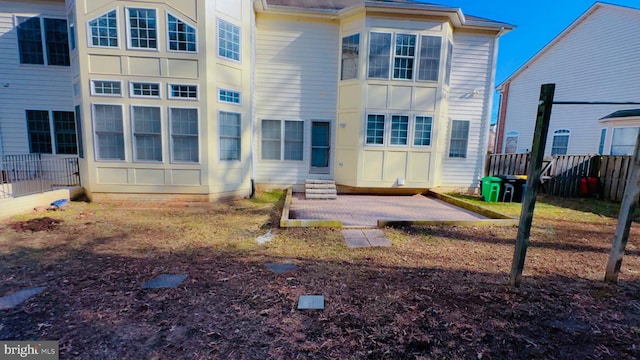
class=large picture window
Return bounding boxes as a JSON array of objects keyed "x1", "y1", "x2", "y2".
[
  {"x1": 449, "y1": 120, "x2": 469, "y2": 158},
  {"x1": 170, "y1": 108, "x2": 199, "y2": 163},
  {"x1": 261, "y1": 120, "x2": 303, "y2": 161},
  {"x1": 88, "y1": 10, "x2": 118, "y2": 48},
  {"x1": 128, "y1": 8, "x2": 157, "y2": 49},
  {"x1": 341, "y1": 34, "x2": 360, "y2": 80},
  {"x1": 93, "y1": 104, "x2": 125, "y2": 161},
  {"x1": 219, "y1": 112, "x2": 241, "y2": 161},
  {"x1": 17, "y1": 16, "x2": 69, "y2": 66},
  {"x1": 132, "y1": 106, "x2": 162, "y2": 162}
]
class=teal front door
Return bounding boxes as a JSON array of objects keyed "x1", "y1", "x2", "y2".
[{"x1": 311, "y1": 121, "x2": 330, "y2": 174}]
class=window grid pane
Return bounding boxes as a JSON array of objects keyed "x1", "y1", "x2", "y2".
[
  {"x1": 341, "y1": 34, "x2": 360, "y2": 80},
  {"x1": 284, "y1": 121, "x2": 303, "y2": 161},
  {"x1": 219, "y1": 111, "x2": 241, "y2": 161},
  {"x1": 445, "y1": 41, "x2": 454, "y2": 86},
  {"x1": 413, "y1": 116, "x2": 433, "y2": 146},
  {"x1": 170, "y1": 84, "x2": 197, "y2": 99},
  {"x1": 551, "y1": 129, "x2": 570, "y2": 156},
  {"x1": 393, "y1": 34, "x2": 415, "y2": 80},
  {"x1": 94, "y1": 104, "x2": 124, "y2": 160},
  {"x1": 366, "y1": 114, "x2": 385, "y2": 145},
  {"x1": 390, "y1": 115, "x2": 409, "y2": 145},
  {"x1": 53, "y1": 111, "x2": 77, "y2": 155},
  {"x1": 93, "y1": 80, "x2": 121, "y2": 95},
  {"x1": 218, "y1": 19, "x2": 240, "y2": 61},
  {"x1": 418, "y1": 35, "x2": 441, "y2": 81},
  {"x1": 128, "y1": 8, "x2": 157, "y2": 49},
  {"x1": 133, "y1": 106, "x2": 161, "y2": 161},
  {"x1": 219, "y1": 89, "x2": 240, "y2": 104},
  {"x1": 170, "y1": 108, "x2": 198, "y2": 162},
  {"x1": 449, "y1": 120, "x2": 469, "y2": 158},
  {"x1": 44, "y1": 18, "x2": 69, "y2": 66},
  {"x1": 27, "y1": 110, "x2": 52, "y2": 153},
  {"x1": 598, "y1": 129, "x2": 607, "y2": 155},
  {"x1": 261, "y1": 120, "x2": 281, "y2": 160},
  {"x1": 17, "y1": 17, "x2": 44, "y2": 64},
  {"x1": 168, "y1": 14, "x2": 196, "y2": 52},
  {"x1": 89, "y1": 10, "x2": 118, "y2": 47},
  {"x1": 131, "y1": 82, "x2": 160, "y2": 97},
  {"x1": 368, "y1": 32, "x2": 391, "y2": 79}
]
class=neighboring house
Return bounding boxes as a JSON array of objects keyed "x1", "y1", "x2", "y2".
[
  {"x1": 1, "y1": 0, "x2": 512, "y2": 200},
  {"x1": 496, "y1": 2, "x2": 640, "y2": 156}
]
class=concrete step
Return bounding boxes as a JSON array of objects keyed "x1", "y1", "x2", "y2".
[
  {"x1": 305, "y1": 188, "x2": 338, "y2": 195},
  {"x1": 305, "y1": 183, "x2": 336, "y2": 189},
  {"x1": 304, "y1": 179, "x2": 335, "y2": 185},
  {"x1": 305, "y1": 193, "x2": 338, "y2": 200}
]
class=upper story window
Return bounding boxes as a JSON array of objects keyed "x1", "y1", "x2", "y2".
[
  {"x1": 368, "y1": 32, "x2": 391, "y2": 79},
  {"x1": 92, "y1": 80, "x2": 122, "y2": 96},
  {"x1": 218, "y1": 19, "x2": 240, "y2": 61},
  {"x1": 167, "y1": 13, "x2": 196, "y2": 52},
  {"x1": 418, "y1": 36, "x2": 441, "y2": 81},
  {"x1": 68, "y1": 10, "x2": 76, "y2": 51},
  {"x1": 551, "y1": 129, "x2": 570, "y2": 155},
  {"x1": 219, "y1": 89, "x2": 240, "y2": 104},
  {"x1": 89, "y1": 10, "x2": 118, "y2": 48},
  {"x1": 127, "y1": 8, "x2": 157, "y2": 50},
  {"x1": 341, "y1": 34, "x2": 360, "y2": 80},
  {"x1": 444, "y1": 40, "x2": 454, "y2": 86},
  {"x1": 393, "y1": 34, "x2": 416, "y2": 80},
  {"x1": 17, "y1": 16, "x2": 70, "y2": 66},
  {"x1": 130, "y1": 82, "x2": 160, "y2": 98},
  {"x1": 169, "y1": 84, "x2": 198, "y2": 99}
]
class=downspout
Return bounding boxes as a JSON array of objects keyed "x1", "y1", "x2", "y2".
[{"x1": 249, "y1": 2, "x2": 257, "y2": 198}]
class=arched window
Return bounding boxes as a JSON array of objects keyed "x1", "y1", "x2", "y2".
[{"x1": 551, "y1": 129, "x2": 570, "y2": 155}]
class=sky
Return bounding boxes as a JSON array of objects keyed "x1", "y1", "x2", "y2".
[{"x1": 420, "y1": 0, "x2": 640, "y2": 122}]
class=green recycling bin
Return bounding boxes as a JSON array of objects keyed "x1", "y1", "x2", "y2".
[{"x1": 481, "y1": 176, "x2": 502, "y2": 202}]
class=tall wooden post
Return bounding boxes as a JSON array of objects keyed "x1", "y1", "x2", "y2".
[
  {"x1": 509, "y1": 84, "x2": 555, "y2": 287},
  {"x1": 604, "y1": 130, "x2": 640, "y2": 283}
]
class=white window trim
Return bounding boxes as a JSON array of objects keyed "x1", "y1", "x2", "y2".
[
  {"x1": 260, "y1": 119, "x2": 305, "y2": 162},
  {"x1": 168, "y1": 106, "x2": 200, "y2": 164},
  {"x1": 92, "y1": 103, "x2": 126, "y2": 162},
  {"x1": 218, "y1": 111, "x2": 241, "y2": 162},
  {"x1": 391, "y1": 33, "x2": 417, "y2": 81},
  {"x1": 129, "y1": 81, "x2": 161, "y2": 99},
  {"x1": 218, "y1": 88, "x2": 241, "y2": 105},
  {"x1": 365, "y1": 113, "x2": 387, "y2": 147},
  {"x1": 130, "y1": 105, "x2": 163, "y2": 163},
  {"x1": 90, "y1": 79, "x2": 123, "y2": 97},
  {"x1": 86, "y1": 8, "x2": 120, "y2": 49},
  {"x1": 15, "y1": 15, "x2": 69, "y2": 67},
  {"x1": 412, "y1": 115, "x2": 435, "y2": 148},
  {"x1": 165, "y1": 12, "x2": 198, "y2": 54},
  {"x1": 340, "y1": 32, "x2": 361, "y2": 81},
  {"x1": 448, "y1": 119, "x2": 470, "y2": 159},
  {"x1": 367, "y1": 31, "x2": 393, "y2": 80},
  {"x1": 388, "y1": 114, "x2": 411, "y2": 147},
  {"x1": 168, "y1": 83, "x2": 199, "y2": 101},
  {"x1": 551, "y1": 129, "x2": 571, "y2": 155},
  {"x1": 216, "y1": 17, "x2": 241, "y2": 63},
  {"x1": 125, "y1": 7, "x2": 159, "y2": 51}
]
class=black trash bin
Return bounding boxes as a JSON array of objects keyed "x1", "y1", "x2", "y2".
[{"x1": 496, "y1": 175, "x2": 527, "y2": 202}]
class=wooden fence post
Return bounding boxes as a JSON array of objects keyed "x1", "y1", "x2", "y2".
[
  {"x1": 509, "y1": 84, "x2": 555, "y2": 287},
  {"x1": 604, "y1": 130, "x2": 640, "y2": 283}
]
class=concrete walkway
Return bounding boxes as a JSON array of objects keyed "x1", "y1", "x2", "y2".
[{"x1": 290, "y1": 193, "x2": 488, "y2": 227}]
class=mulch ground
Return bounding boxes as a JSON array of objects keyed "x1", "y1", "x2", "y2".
[{"x1": 0, "y1": 197, "x2": 639, "y2": 359}]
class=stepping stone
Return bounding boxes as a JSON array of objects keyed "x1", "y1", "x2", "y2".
[
  {"x1": 342, "y1": 229, "x2": 370, "y2": 248},
  {"x1": 266, "y1": 263, "x2": 298, "y2": 274},
  {"x1": 363, "y1": 229, "x2": 392, "y2": 247},
  {"x1": 0, "y1": 287, "x2": 46, "y2": 310},
  {"x1": 297, "y1": 295, "x2": 324, "y2": 310},
  {"x1": 142, "y1": 274, "x2": 188, "y2": 289}
]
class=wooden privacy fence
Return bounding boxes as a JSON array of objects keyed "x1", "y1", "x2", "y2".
[{"x1": 485, "y1": 153, "x2": 633, "y2": 201}]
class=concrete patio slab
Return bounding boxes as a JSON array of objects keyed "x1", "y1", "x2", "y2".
[
  {"x1": 0, "y1": 287, "x2": 46, "y2": 310},
  {"x1": 142, "y1": 274, "x2": 188, "y2": 289}
]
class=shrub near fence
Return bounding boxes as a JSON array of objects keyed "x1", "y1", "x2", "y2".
[{"x1": 486, "y1": 153, "x2": 633, "y2": 201}]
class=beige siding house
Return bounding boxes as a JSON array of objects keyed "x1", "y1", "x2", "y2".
[{"x1": 0, "y1": 0, "x2": 512, "y2": 199}]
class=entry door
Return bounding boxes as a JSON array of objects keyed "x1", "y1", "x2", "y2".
[{"x1": 310, "y1": 121, "x2": 330, "y2": 174}]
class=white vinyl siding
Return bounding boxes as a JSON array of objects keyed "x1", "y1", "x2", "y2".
[
  {"x1": 0, "y1": 1, "x2": 73, "y2": 155},
  {"x1": 255, "y1": 15, "x2": 338, "y2": 184}
]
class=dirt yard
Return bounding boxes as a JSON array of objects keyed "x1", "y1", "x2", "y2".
[{"x1": 0, "y1": 192, "x2": 639, "y2": 359}]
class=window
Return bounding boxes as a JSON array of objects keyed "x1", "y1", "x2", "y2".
[
  {"x1": 368, "y1": 32, "x2": 391, "y2": 79},
  {"x1": 68, "y1": 10, "x2": 76, "y2": 50},
  {"x1": 93, "y1": 104, "x2": 125, "y2": 160},
  {"x1": 393, "y1": 34, "x2": 416, "y2": 80},
  {"x1": 169, "y1": 84, "x2": 197, "y2": 99},
  {"x1": 17, "y1": 17, "x2": 69, "y2": 66},
  {"x1": 449, "y1": 120, "x2": 469, "y2": 158},
  {"x1": 167, "y1": 13, "x2": 196, "y2": 52},
  {"x1": 75, "y1": 105, "x2": 84, "y2": 158},
  {"x1": 92, "y1": 80, "x2": 122, "y2": 96},
  {"x1": 53, "y1": 111, "x2": 77, "y2": 155},
  {"x1": 128, "y1": 8, "x2": 157, "y2": 49},
  {"x1": 598, "y1": 129, "x2": 606, "y2": 155},
  {"x1": 261, "y1": 120, "x2": 303, "y2": 161},
  {"x1": 218, "y1": 19, "x2": 240, "y2": 61},
  {"x1": 89, "y1": 10, "x2": 118, "y2": 47},
  {"x1": 611, "y1": 127, "x2": 639, "y2": 155},
  {"x1": 551, "y1": 129, "x2": 570, "y2": 155},
  {"x1": 219, "y1": 111, "x2": 241, "y2": 161},
  {"x1": 366, "y1": 114, "x2": 385, "y2": 145},
  {"x1": 26, "y1": 110, "x2": 52, "y2": 153},
  {"x1": 418, "y1": 36, "x2": 441, "y2": 81},
  {"x1": 413, "y1": 116, "x2": 433, "y2": 146},
  {"x1": 390, "y1": 115, "x2": 409, "y2": 145},
  {"x1": 444, "y1": 41, "x2": 453, "y2": 86},
  {"x1": 170, "y1": 108, "x2": 199, "y2": 162},
  {"x1": 131, "y1": 82, "x2": 160, "y2": 98},
  {"x1": 219, "y1": 89, "x2": 240, "y2": 104},
  {"x1": 341, "y1": 34, "x2": 360, "y2": 80},
  {"x1": 132, "y1": 106, "x2": 162, "y2": 162},
  {"x1": 505, "y1": 131, "x2": 519, "y2": 153}
]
